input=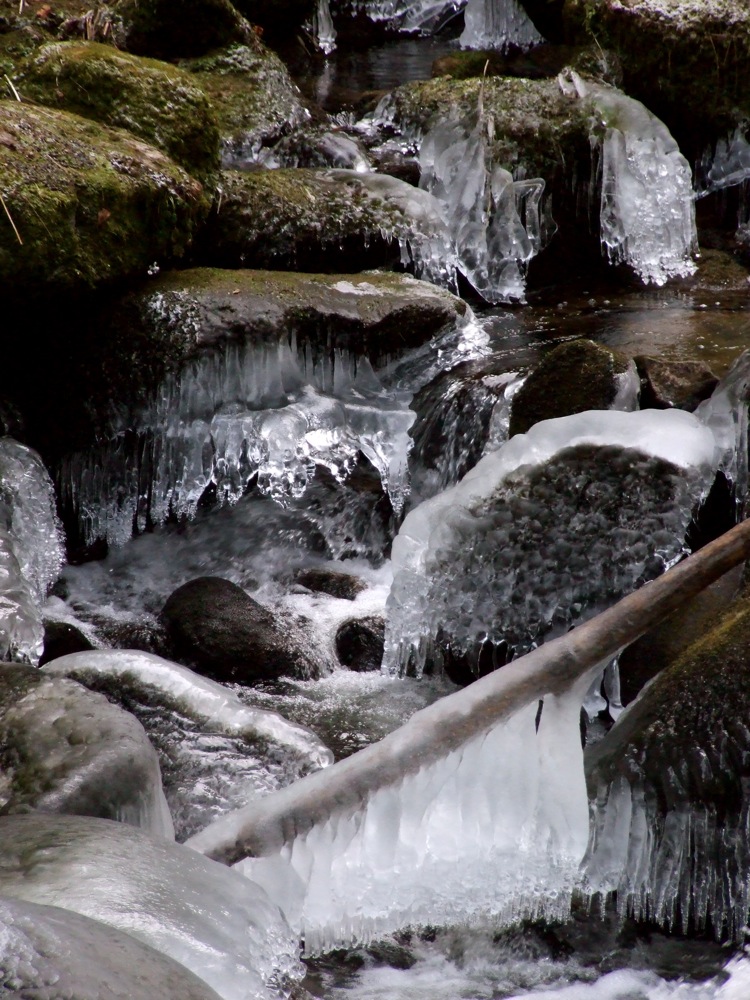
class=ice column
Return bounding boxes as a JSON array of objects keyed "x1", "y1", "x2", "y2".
[
  {"x1": 460, "y1": 0, "x2": 544, "y2": 50},
  {"x1": 308, "y1": 0, "x2": 337, "y2": 54}
]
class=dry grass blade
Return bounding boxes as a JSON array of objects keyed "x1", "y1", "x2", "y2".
[{"x1": 0, "y1": 193, "x2": 23, "y2": 245}]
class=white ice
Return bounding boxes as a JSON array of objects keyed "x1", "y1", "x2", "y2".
[
  {"x1": 460, "y1": 0, "x2": 544, "y2": 50},
  {"x1": 308, "y1": 0, "x2": 337, "y2": 53}
]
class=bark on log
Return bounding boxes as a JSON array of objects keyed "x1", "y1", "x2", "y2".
[{"x1": 187, "y1": 518, "x2": 750, "y2": 866}]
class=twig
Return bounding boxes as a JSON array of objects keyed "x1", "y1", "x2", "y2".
[
  {"x1": 0, "y1": 193, "x2": 23, "y2": 245},
  {"x1": 4, "y1": 75, "x2": 21, "y2": 102}
]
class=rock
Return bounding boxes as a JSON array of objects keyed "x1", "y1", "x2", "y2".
[
  {"x1": 509, "y1": 339, "x2": 637, "y2": 437},
  {"x1": 562, "y1": 0, "x2": 750, "y2": 154},
  {"x1": 161, "y1": 576, "x2": 320, "y2": 682},
  {"x1": 336, "y1": 615, "x2": 385, "y2": 671},
  {"x1": 118, "y1": 0, "x2": 251, "y2": 59},
  {"x1": 182, "y1": 40, "x2": 310, "y2": 167},
  {"x1": 40, "y1": 619, "x2": 96, "y2": 666},
  {"x1": 0, "y1": 663, "x2": 174, "y2": 836},
  {"x1": 0, "y1": 101, "x2": 206, "y2": 294},
  {"x1": 258, "y1": 123, "x2": 371, "y2": 172},
  {"x1": 294, "y1": 568, "x2": 366, "y2": 600},
  {"x1": 200, "y1": 167, "x2": 453, "y2": 275},
  {"x1": 231, "y1": 0, "x2": 317, "y2": 43},
  {"x1": 635, "y1": 355, "x2": 719, "y2": 412},
  {"x1": 0, "y1": 813, "x2": 301, "y2": 1000},
  {"x1": 431, "y1": 43, "x2": 618, "y2": 85},
  {"x1": 0, "y1": 896, "x2": 223, "y2": 1000},
  {"x1": 16, "y1": 42, "x2": 221, "y2": 184},
  {"x1": 585, "y1": 589, "x2": 750, "y2": 937}
]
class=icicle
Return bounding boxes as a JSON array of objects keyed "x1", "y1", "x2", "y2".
[
  {"x1": 460, "y1": 0, "x2": 544, "y2": 51},
  {"x1": 307, "y1": 0, "x2": 337, "y2": 54}
]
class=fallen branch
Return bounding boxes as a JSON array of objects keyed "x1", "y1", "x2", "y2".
[{"x1": 188, "y1": 518, "x2": 750, "y2": 866}]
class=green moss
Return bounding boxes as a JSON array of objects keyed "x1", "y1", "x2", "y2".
[{"x1": 16, "y1": 42, "x2": 221, "y2": 184}]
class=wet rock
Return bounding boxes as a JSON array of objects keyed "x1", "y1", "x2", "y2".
[
  {"x1": 119, "y1": 0, "x2": 251, "y2": 59},
  {"x1": 16, "y1": 42, "x2": 221, "y2": 184},
  {"x1": 0, "y1": 102, "x2": 206, "y2": 295},
  {"x1": 161, "y1": 575, "x2": 320, "y2": 682},
  {"x1": 635, "y1": 356, "x2": 719, "y2": 412},
  {"x1": 509, "y1": 339, "x2": 636, "y2": 437},
  {"x1": 200, "y1": 167, "x2": 452, "y2": 275},
  {"x1": 231, "y1": 0, "x2": 317, "y2": 44},
  {"x1": 0, "y1": 662, "x2": 173, "y2": 836},
  {"x1": 336, "y1": 615, "x2": 385, "y2": 672},
  {"x1": 182, "y1": 39, "x2": 310, "y2": 166},
  {"x1": 258, "y1": 124, "x2": 370, "y2": 171},
  {"x1": 294, "y1": 569, "x2": 366, "y2": 600},
  {"x1": 0, "y1": 896, "x2": 223, "y2": 1000},
  {"x1": 40, "y1": 619, "x2": 96, "y2": 666}
]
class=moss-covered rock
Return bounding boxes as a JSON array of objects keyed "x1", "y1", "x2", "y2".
[
  {"x1": 509, "y1": 339, "x2": 636, "y2": 436},
  {"x1": 201, "y1": 167, "x2": 451, "y2": 273},
  {"x1": 182, "y1": 40, "x2": 309, "y2": 165},
  {"x1": 118, "y1": 0, "x2": 251, "y2": 59},
  {"x1": 562, "y1": 0, "x2": 750, "y2": 154},
  {"x1": 16, "y1": 42, "x2": 221, "y2": 184},
  {"x1": 431, "y1": 42, "x2": 620, "y2": 87},
  {"x1": 635, "y1": 355, "x2": 718, "y2": 412},
  {"x1": 0, "y1": 101, "x2": 207, "y2": 293}
]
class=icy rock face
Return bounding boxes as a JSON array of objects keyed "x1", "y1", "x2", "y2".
[
  {"x1": 43, "y1": 650, "x2": 333, "y2": 841},
  {"x1": 460, "y1": 0, "x2": 545, "y2": 50},
  {"x1": 695, "y1": 351, "x2": 750, "y2": 518},
  {"x1": 0, "y1": 814, "x2": 302, "y2": 1000},
  {"x1": 0, "y1": 896, "x2": 224, "y2": 1000},
  {"x1": 0, "y1": 438, "x2": 64, "y2": 663},
  {"x1": 419, "y1": 115, "x2": 547, "y2": 303},
  {"x1": 238, "y1": 681, "x2": 590, "y2": 954},
  {"x1": 584, "y1": 79, "x2": 697, "y2": 286},
  {"x1": 384, "y1": 409, "x2": 717, "y2": 676}
]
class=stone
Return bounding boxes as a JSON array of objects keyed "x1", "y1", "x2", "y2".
[
  {"x1": 294, "y1": 568, "x2": 366, "y2": 600},
  {"x1": 118, "y1": 0, "x2": 252, "y2": 60},
  {"x1": 0, "y1": 101, "x2": 206, "y2": 294},
  {"x1": 161, "y1": 575, "x2": 320, "y2": 682},
  {"x1": 16, "y1": 42, "x2": 221, "y2": 184},
  {"x1": 0, "y1": 896, "x2": 223, "y2": 1000},
  {"x1": 336, "y1": 615, "x2": 385, "y2": 672},
  {"x1": 509, "y1": 339, "x2": 636, "y2": 437},
  {"x1": 40, "y1": 619, "x2": 96, "y2": 666},
  {"x1": 0, "y1": 663, "x2": 174, "y2": 836},
  {"x1": 635, "y1": 355, "x2": 719, "y2": 412}
]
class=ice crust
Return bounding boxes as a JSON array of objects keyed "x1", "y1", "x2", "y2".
[
  {"x1": 459, "y1": 0, "x2": 544, "y2": 50},
  {"x1": 384, "y1": 409, "x2": 717, "y2": 676},
  {"x1": 0, "y1": 814, "x2": 303, "y2": 1000},
  {"x1": 238, "y1": 682, "x2": 590, "y2": 955},
  {"x1": 419, "y1": 115, "x2": 547, "y2": 303},
  {"x1": 0, "y1": 438, "x2": 65, "y2": 662}
]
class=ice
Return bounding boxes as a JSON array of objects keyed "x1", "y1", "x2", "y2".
[
  {"x1": 307, "y1": 0, "x2": 337, "y2": 54},
  {"x1": 419, "y1": 116, "x2": 547, "y2": 303},
  {"x1": 459, "y1": 0, "x2": 544, "y2": 50},
  {"x1": 340, "y1": 0, "x2": 466, "y2": 34},
  {"x1": 0, "y1": 438, "x2": 65, "y2": 663},
  {"x1": 695, "y1": 350, "x2": 750, "y2": 517},
  {"x1": 384, "y1": 408, "x2": 717, "y2": 676},
  {"x1": 237, "y1": 678, "x2": 591, "y2": 954},
  {"x1": 584, "y1": 79, "x2": 697, "y2": 286},
  {"x1": 0, "y1": 813, "x2": 303, "y2": 1000},
  {"x1": 697, "y1": 127, "x2": 750, "y2": 197}
]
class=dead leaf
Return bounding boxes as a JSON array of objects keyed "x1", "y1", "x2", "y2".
[{"x1": 97, "y1": 208, "x2": 111, "y2": 226}]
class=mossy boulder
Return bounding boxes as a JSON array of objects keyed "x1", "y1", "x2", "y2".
[
  {"x1": 201, "y1": 167, "x2": 451, "y2": 273},
  {"x1": 635, "y1": 355, "x2": 718, "y2": 412},
  {"x1": 16, "y1": 42, "x2": 221, "y2": 184},
  {"x1": 182, "y1": 41, "x2": 309, "y2": 166},
  {"x1": 562, "y1": 0, "x2": 750, "y2": 154},
  {"x1": 118, "y1": 0, "x2": 252, "y2": 59},
  {"x1": 509, "y1": 339, "x2": 636, "y2": 436},
  {"x1": 0, "y1": 101, "x2": 206, "y2": 293}
]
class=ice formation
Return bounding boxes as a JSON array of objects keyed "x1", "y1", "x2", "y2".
[
  {"x1": 384, "y1": 408, "x2": 717, "y2": 676},
  {"x1": 0, "y1": 813, "x2": 303, "y2": 1000},
  {"x1": 419, "y1": 115, "x2": 547, "y2": 303},
  {"x1": 307, "y1": 0, "x2": 337, "y2": 54},
  {"x1": 459, "y1": 0, "x2": 544, "y2": 50},
  {"x1": 0, "y1": 438, "x2": 65, "y2": 662},
  {"x1": 695, "y1": 351, "x2": 750, "y2": 517},
  {"x1": 341, "y1": 0, "x2": 466, "y2": 34},
  {"x1": 237, "y1": 679, "x2": 591, "y2": 954},
  {"x1": 584, "y1": 78, "x2": 697, "y2": 285},
  {"x1": 697, "y1": 127, "x2": 750, "y2": 197}
]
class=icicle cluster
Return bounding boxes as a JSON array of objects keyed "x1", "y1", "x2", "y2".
[
  {"x1": 306, "y1": 0, "x2": 337, "y2": 54},
  {"x1": 459, "y1": 0, "x2": 544, "y2": 51},
  {"x1": 340, "y1": 0, "x2": 465, "y2": 34}
]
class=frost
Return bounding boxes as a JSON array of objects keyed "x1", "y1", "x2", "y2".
[
  {"x1": 459, "y1": 0, "x2": 544, "y2": 50},
  {"x1": 384, "y1": 409, "x2": 717, "y2": 676}
]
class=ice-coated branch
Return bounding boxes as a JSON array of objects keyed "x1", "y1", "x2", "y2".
[{"x1": 188, "y1": 518, "x2": 750, "y2": 866}]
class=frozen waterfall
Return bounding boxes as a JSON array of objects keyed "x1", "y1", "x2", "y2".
[{"x1": 460, "y1": 0, "x2": 544, "y2": 51}]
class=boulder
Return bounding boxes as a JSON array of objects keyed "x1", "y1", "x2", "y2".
[
  {"x1": 182, "y1": 40, "x2": 310, "y2": 167},
  {"x1": 336, "y1": 615, "x2": 385, "y2": 672},
  {"x1": 635, "y1": 356, "x2": 719, "y2": 412},
  {"x1": 161, "y1": 576, "x2": 320, "y2": 682},
  {"x1": 294, "y1": 568, "x2": 366, "y2": 600},
  {"x1": 40, "y1": 618, "x2": 96, "y2": 666},
  {"x1": 200, "y1": 167, "x2": 453, "y2": 276},
  {"x1": 0, "y1": 896, "x2": 223, "y2": 1000},
  {"x1": 0, "y1": 663, "x2": 173, "y2": 836},
  {"x1": 509, "y1": 339, "x2": 637, "y2": 437},
  {"x1": 0, "y1": 101, "x2": 206, "y2": 294},
  {"x1": 16, "y1": 42, "x2": 221, "y2": 184},
  {"x1": 118, "y1": 0, "x2": 251, "y2": 59}
]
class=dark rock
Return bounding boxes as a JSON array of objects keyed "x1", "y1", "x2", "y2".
[
  {"x1": 336, "y1": 615, "x2": 385, "y2": 672},
  {"x1": 119, "y1": 0, "x2": 251, "y2": 60},
  {"x1": 635, "y1": 355, "x2": 719, "y2": 412},
  {"x1": 40, "y1": 619, "x2": 95, "y2": 666},
  {"x1": 231, "y1": 0, "x2": 317, "y2": 44},
  {"x1": 509, "y1": 339, "x2": 636, "y2": 437},
  {"x1": 294, "y1": 569, "x2": 366, "y2": 600},
  {"x1": 161, "y1": 575, "x2": 319, "y2": 682}
]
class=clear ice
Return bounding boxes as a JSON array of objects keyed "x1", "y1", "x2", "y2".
[
  {"x1": 384, "y1": 408, "x2": 717, "y2": 676},
  {"x1": 459, "y1": 0, "x2": 544, "y2": 51},
  {"x1": 697, "y1": 127, "x2": 750, "y2": 197},
  {"x1": 340, "y1": 0, "x2": 466, "y2": 34},
  {"x1": 0, "y1": 438, "x2": 65, "y2": 662},
  {"x1": 307, "y1": 0, "x2": 337, "y2": 54}
]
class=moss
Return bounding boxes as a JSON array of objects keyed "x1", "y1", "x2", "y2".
[
  {"x1": 118, "y1": 0, "x2": 251, "y2": 59},
  {"x1": 0, "y1": 101, "x2": 208, "y2": 293},
  {"x1": 16, "y1": 42, "x2": 221, "y2": 184},
  {"x1": 509, "y1": 339, "x2": 632, "y2": 436}
]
